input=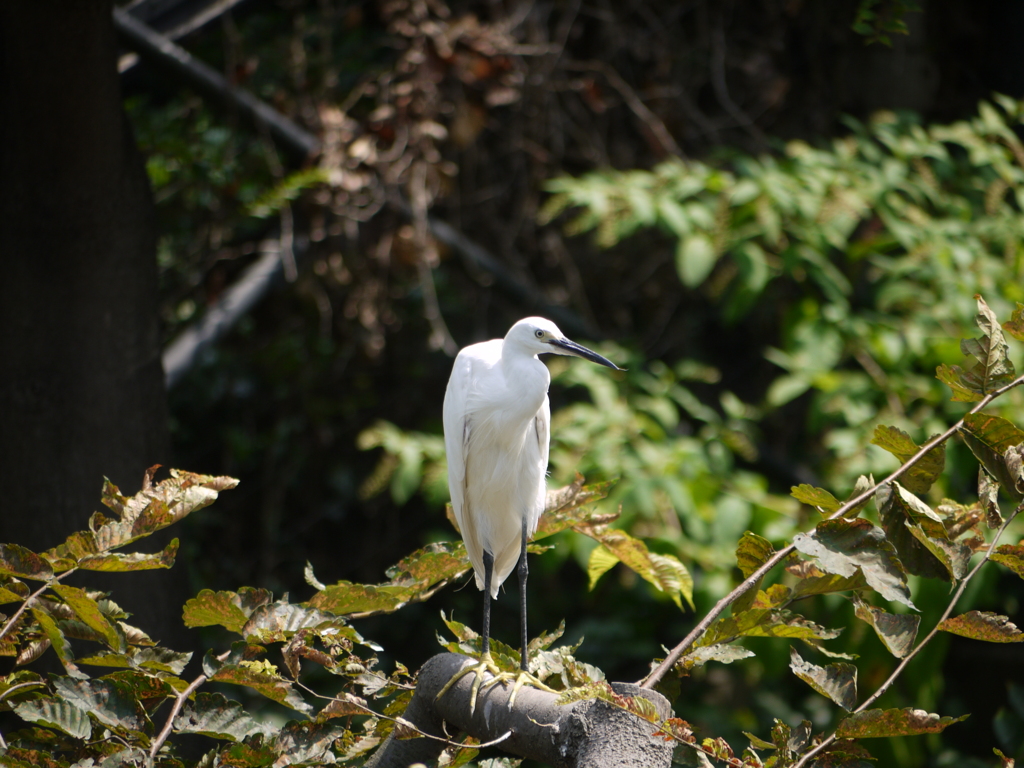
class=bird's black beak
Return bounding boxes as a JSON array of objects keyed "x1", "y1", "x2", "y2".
[{"x1": 548, "y1": 337, "x2": 622, "y2": 370}]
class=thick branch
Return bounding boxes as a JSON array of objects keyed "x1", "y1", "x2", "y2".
[
  {"x1": 366, "y1": 653, "x2": 673, "y2": 768},
  {"x1": 113, "y1": 8, "x2": 320, "y2": 157},
  {"x1": 162, "y1": 237, "x2": 303, "y2": 389}
]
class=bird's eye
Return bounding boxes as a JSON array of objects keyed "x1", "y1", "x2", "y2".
[{"x1": 535, "y1": 329, "x2": 544, "y2": 338}]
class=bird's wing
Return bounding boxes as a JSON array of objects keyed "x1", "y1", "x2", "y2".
[
  {"x1": 527, "y1": 395, "x2": 551, "y2": 538},
  {"x1": 443, "y1": 350, "x2": 486, "y2": 586}
]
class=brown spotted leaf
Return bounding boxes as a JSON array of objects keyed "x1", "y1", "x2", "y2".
[
  {"x1": 792, "y1": 518, "x2": 915, "y2": 609},
  {"x1": 871, "y1": 426, "x2": 945, "y2": 494},
  {"x1": 852, "y1": 595, "x2": 920, "y2": 658},
  {"x1": 183, "y1": 587, "x2": 274, "y2": 633},
  {"x1": 0, "y1": 544, "x2": 54, "y2": 581},
  {"x1": 1003, "y1": 302, "x2": 1024, "y2": 342},
  {"x1": 961, "y1": 413, "x2": 1024, "y2": 502},
  {"x1": 836, "y1": 707, "x2": 968, "y2": 738},
  {"x1": 938, "y1": 611, "x2": 1024, "y2": 642},
  {"x1": 875, "y1": 483, "x2": 950, "y2": 581},
  {"x1": 789, "y1": 647, "x2": 857, "y2": 711},
  {"x1": 991, "y1": 545, "x2": 1024, "y2": 579}
]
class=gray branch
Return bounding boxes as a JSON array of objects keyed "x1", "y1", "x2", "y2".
[
  {"x1": 113, "y1": 8, "x2": 320, "y2": 156},
  {"x1": 365, "y1": 653, "x2": 674, "y2": 768},
  {"x1": 162, "y1": 238, "x2": 304, "y2": 389}
]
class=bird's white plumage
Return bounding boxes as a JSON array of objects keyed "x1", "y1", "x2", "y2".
[{"x1": 443, "y1": 318, "x2": 556, "y2": 597}]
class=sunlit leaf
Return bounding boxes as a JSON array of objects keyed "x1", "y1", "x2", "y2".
[
  {"x1": 938, "y1": 611, "x2": 1024, "y2": 643},
  {"x1": 30, "y1": 608, "x2": 86, "y2": 679},
  {"x1": 790, "y1": 485, "x2": 841, "y2": 514},
  {"x1": 937, "y1": 296, "x2": 1016, "y2": 400},
  {"x1": 182, "y1": 587, "x2": 273, "y2": 633},
  {"x1": 76, "y1": 539, "x2": 179, "y2": 572},
  {"x1": 1002, "y1": 302, "x2": 1024, "y2": 342},
  {"x1": 207, "y1": 662, "x2": 313, "y2": 714},
  {"x1": 675, "y1": 643, "x2": 755, "y2": 675},
  {"x1": 852, "y1": 595, "x2": 920, "y2": 658},
  {"x1": 960, "y1": 412, "x2": 1024, "y2": 501},
  {"x1": 307, "y1": 582, "x2": 413, "y2": 616},
  {"x1": 174, "y1": 691, "x2": 272, "y2": 740},
  {"x1": 836, "y1": 707, "x2": 968, "y2": 738},
  {"x1": 13, "y1": 697, "x2": 91, "y2": 740},
  {"x1": 875, "y1": 483, "x2": 961, "y2": 581},
  {"x1": 53, "y1": 677, "x2": 144, "y2": 732},
  {"x1": 792, "y1": 518, "x2": 915, "y2": 609},
  {"x1": 574, "y1": 524, "x2": 693, "y2": 609},
  {"x1": 676, "y1": 234, "x2": 717, "y2": 287},
  {"x1": 992, "y1": 544, "x2": 1024, "y2": 579},
  {"x1": 0, "y1": 544, "x2": 53, "y2": 581},
  {"x1": 51, "y1": 584, "x2": 124, "y2": 652},
  {"x1": 700, "y1": 608, "x2": 841, "y2": 645},
  {"x1": 870, "y1": 426, "x2": 945, "y2": 494},
  {"x1": 789, "y1": 647, "x2": 857, "y2": 711}
]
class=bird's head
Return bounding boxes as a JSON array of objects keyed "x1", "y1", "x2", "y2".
[{"x1": 506, "y1": 317, "x2": 621, "y2": 370}]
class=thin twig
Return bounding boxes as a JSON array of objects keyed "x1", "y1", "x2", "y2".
[
  {"x1": 793, "y1": 501, "x2": 1024, "y2": 768},
  {"x1": 564, "y1": 60, "x2": 684, "y2": 159},
  {"x1": 0, "y1": 568, "x2": 77, "y2": 644},
  {"x1": 640, "y1": 371, "x2": 1024, "y2": 689},
  {"x1": 150, "y1": 649, "x2": 231, "y2": 758}
]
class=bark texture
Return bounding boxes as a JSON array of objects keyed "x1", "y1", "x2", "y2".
[
  {"x1": 366, "y1": 653, "x2": 674, "y2": 768},
  {"x1": 0, "y1": 1, "x2": 181, "y2": 646}
]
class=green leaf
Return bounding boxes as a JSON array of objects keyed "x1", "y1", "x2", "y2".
[
  {"x1": 701, "y1": 608, "x2": 841, "y2": 646},
  {"x1": 534, "y1": 479, "x2": 614, "y2": 539},
  {"x1": 936, "y1": 363, "x2": 984, "y2": 402},
  {"x1": 789, "y1": 647, "x2": 857, "y2": 711},
  {"x1": 875, "y1": 483, "x2": 955, "y2": 581},
  {"x1": 836, "y1": 707, "x2": 969, "y2": 738},
  {"x1": 938, "y1": 611, "x2": 1024, "y2": 643},
  {"x1": 676, "y1": 234, "x2": 717, "y2": 287},
  {"x1": 792, "y1": 518, "x2": 915, "y2": 609},
  {"x1": 1002, "y1": 302, "x2": 1024, "y2": 342},
  {"x1": 76, "y1": 539, "x2": 179, "y2": 572},
  {"x1": 991, "y1": 544, "x2": 1024, "y2": 579},
  {"x1": 573, "y1": 524, "x2": 693, "y2": 609},
  {"x1": 937, "y1": 296, "x2": 1016, "y2": 400},
  {"x1": 675, "y1": 643, "x2": 755, "y2": 675},
  {"x1": 51, "y1": 584, "x2": 124, "y2": 652},
  {"x1": 960, "y1": 412, "x2": 1024, "y2": 501},
  {"x1": 182, "y1": 587, "x2": 273, "y2": 632},
  {"x1": 733, "y1": 532, "x2": 775, "y2": 613},
  {"x1": 852, "y1": 595, "x2": 920, "y2": 658},
  {"x1": 207, "y1": 660, "x2": 313, "y2": 714},
  {"x1": 13, "y1": 697, "x2": 92, "y2": 740},
  {"x1": 586, "y1": 545, "x2": 619, "y2": 591},
  {"x1": 77, "y1": 646, "x2": 192, "y2": 675},
  {"x1": 870, "y1": 425, "x2": 945, "y2": 494},
  {"x1": 789, "y1": 570, "x2": 868, "y2": 600},
  {"x1": 306, "y1": 582, "x2": 413, "y2": 616},
  {"x1": 242, "y1": 599, "x2": 351, "y2": 642},
  {"x1": 89, "y1": 470, "x2": 238, "y2": 553},
  {"x1": 30, "y1": 607, "x2": 86, "y2": 679},
  {"x1": 0, "y1": 544, "x2": 54, "y2": 581},
  {"x1": 173, "y1": 691, "x2": 271, "y2": 740},
  {"x1": 790, "y1": 485, "x2": 841, "y2": 514},
  {"x1": 53, "y1": 677, "x2": 145, "y2": 732}
]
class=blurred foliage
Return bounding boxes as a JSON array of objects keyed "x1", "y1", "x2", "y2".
[
  {"x1": 109, "y1": 0, "x2": 1024, "y2": 764},
  {"x1": 542, "y1": 96, "x2": 1024, "y2": 487}
]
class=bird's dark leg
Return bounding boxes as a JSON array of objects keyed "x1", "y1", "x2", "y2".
[
  {"x1": 518, "y1": 518, "x2": 529, "y2": 672},
  {"x1": 481, "y1": 549, "x2": 494, "y2": 658},
  {"x1": 436, "y1": 548, "x2": 502, "y2": 714}
]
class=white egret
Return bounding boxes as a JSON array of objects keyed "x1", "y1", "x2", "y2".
[{"x1": 439, "y1": 316, "x2": 620, "y2": 710}]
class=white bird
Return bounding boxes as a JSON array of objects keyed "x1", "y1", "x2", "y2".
[{"x1": 440, "y1": 316, "x2": 620, "y2": 709}]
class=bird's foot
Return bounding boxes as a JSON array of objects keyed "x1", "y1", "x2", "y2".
[
  {"x1": 507, "y1": 667, "x2": 557, "y2": 709},
  {"x1": 436, "y1": 652, "x2": 506, "y2": 715},
  {"x1": 436, "y1": 653, "x2": 557, "y2": 714}
]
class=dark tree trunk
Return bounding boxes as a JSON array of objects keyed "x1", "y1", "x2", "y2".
[{"x1": 0, "y1": 1, "x2": 184, "y2": 648}]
